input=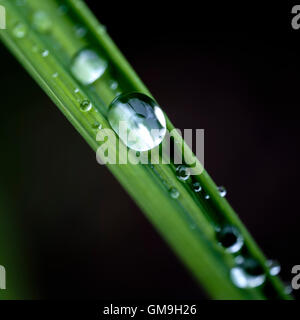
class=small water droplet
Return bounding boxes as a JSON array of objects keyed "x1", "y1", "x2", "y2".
[
  {"x1": 58, "y1": 5, "x2": 68, "y2": 15},
  {"x1": 108, "y1": 92, "x2": 167, "y2": 152},
  {"x1": 75, "y1": 25, "x2": 87, "y2": 38},
  {"x1": 204, "y1": 194, "x2": 210, "y2": 200},
  {"x1": 176, "y1": 165, "x2": 190, "y2": 181},
  {"x1": 170, "y1": 188, "x2": 180, "y2": 199},
  {"x1": 97, "y1": 24, "x2": 107, "y2": 34},
  {"x1": 231, "y1": 266, "x2": 266, "y2": 289},
  {"x1": 266, "y1": 260, "x2": 281, "y2": 276},
  {"x1": 92, "y1": 121, "x2": 102, "y2": 130},
  {"x1": 74, "y1": 88, "x2": 80, "y2": 93},
  {"x1": 109, "y1": 80, "x2": 119, "y2": 90},
  {"x1": 52, "y1": 72, "x2": 58, "y2": 78},
  {"x1": 216, "y1": 225, "x2": 244, "y2": 253},
  {"x1": 284, "y1": 283, "x2": 293, "y2": 295},
  {"x1": 41, "y1": 50, "x2": 49, "y2": 57},
  {"x1": 71, "y1": 49, "x2": 107, "y2": 85},
  {"x1": 218, "y1": 186, "x2": 227, "y2": 197},
  {"x1": 80, "y1": 99, "x2": 92, "y2": 112},
  {"x1": 13, "y1": 23, "x2": 27, "y2": 38},
  {"x1": 33, "y1": 11, "x2": 52, "y2": 33},
  {"x1": 193, "y1": 182, "x2": 202, "y2": 192}
]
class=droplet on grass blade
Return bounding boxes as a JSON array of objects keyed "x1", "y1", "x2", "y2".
[
  {"x1": 176, "y1": 165, "x2": 190, "y2": 181},
  {"x1": 193, "y1": 182, "x2": 202, "y2": 192},
  {"x1": 33, "y1": 11, "x2": 52, "y2": 33},
  {"x1": 266, "y1": 260, "x2": 281, "y2": 276},
  {"x1": 170, "y1": 188, "x2": 180, "y2": 199},
  {"x1": 216, "y1": 225, "x2": 244, "y2": 254},
  {"x1": 108, "y1": 93, "x2": 166, "y2": 152},
  {"x1": 75, "y1": 25, "x2": 87, "y2": 38},
  {"x1": 231, "y1": 266, "x2": 266, "y2": 289},
  {"x1": 41, "y1": 50, "x2": 49, "y2": 57},
  {"x1": 218, "y1": 186, "x2": 227, "y2": 197},
  {"x1": 80, "y1": 99, "x2": 92, "y2": 112},
  {"x1": 13, "y1": 23, "x2": 27, "y2": 38},
  {"x1": 71, "y1": 49, "x2": 107, "y2": 85}
]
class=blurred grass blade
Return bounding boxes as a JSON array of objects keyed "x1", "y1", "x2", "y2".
[{"x1": 0, "y1": 0, "x2": 291, "y2": 299}]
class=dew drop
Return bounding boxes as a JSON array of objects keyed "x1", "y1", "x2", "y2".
[
  {"x1": 231, "y1": 258, "x2": 266, "y2": 289},
  {"x1": 92, "y1": 121, "x2": 102, "y2": 130},
  {"x1": 193, "y1": 182, "x2": 202, "y2": 192},
  {"x1": 266, "y1": 260, "x2": 281, "y2": 276},
  {"x1": 231, "y1": 267, "x2": 266, "y2": 289},
  {"x1": 204, "y1": 194, "x2": 210, "y2": 200},
  {"x1": 13, "y1": 23, "x2": 27, "y2": 38},
  {"x1": 58, "y1": 5, "x2": 68, "y2": 15},
  {"x1": 170, "y1": 188, "x2": 180, "y2": 199},
  {"x1": 71, "y1": 49, "x2": 107, "y2": 85},
  {"x1": 33, "y1": 11, "x2": 52, "y2": 33},
  {"x1": 80, "y1": 99, "x2": 92, "y2": 112},
  {"x1": 216, "y1": 225, "x2": 244, "y2": 253},
  {"x1": 176, "y1": 165, "x2": 190, "y2": 181},
  {"x1": 97, "y1": 24, "x2": 107, "y2": 34},
  {"x1": 41, "y1": 50, "x2": 49, "y2": 57},
  {"x1": 218, "y1": 186, "x2": 227, "y2": 197},
  {"x1": 52, "y1": 72, "x2": 58, "y2": 78},
  {"x1": 284, "y1": 283, "x2": 293, "y2": 295},
  {"x1": 109, "y1": 80, "x2": 119, "y2": 90},
  {"x1": 75, "y1": 25, "x2": 87, "y2": 38},
  {"x1": 74, "y1": 88, "x2": 80, "y2": 93},
  {"x1": 108, "y1": 92, "x2": 167, "y2": 152}
]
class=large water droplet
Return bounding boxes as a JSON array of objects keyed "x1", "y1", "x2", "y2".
[
  {"x1": 218, "y1": 186, "x2": 227, "y2": 197},
  {"x1": 80, "y1": 99, "x2": 92, "y2": 112},
  {"x1": 170, "y1": 188, "x2": 180, "y2": 199},
  {"x1": 71, "y1": 49, "x2": 107, "y2": 85},
  {"x1": 108, "y1": 93, "x2": 167, "y2": 152},
  {"x1": 266, "y1": 260, "x2": 281, "y2": 276},
  {"x1": 176, "y1": 165, "x2": 190, "y2": 181},
  {"x1": 216, "y1": 225, "x2": 244, "y2": 253},
  {"x1": 231, "y1": 258, "x2": 266, "y2": 289},
  {"x1": 33, "y1": 11, "x2": 52, "y2": 33},
  {"x1": 13, "y1": 23, "x2": 27, "y2": 38}
]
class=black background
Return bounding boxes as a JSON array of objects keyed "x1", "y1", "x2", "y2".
[{"x1": 0, "y1": 1, "x2": 299, "y2": 299}]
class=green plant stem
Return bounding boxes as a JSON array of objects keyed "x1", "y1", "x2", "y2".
[{"x1": 0, "y1": 0, "x2": 291, "y2": 299}]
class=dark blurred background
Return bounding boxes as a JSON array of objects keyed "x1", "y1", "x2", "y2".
[{"x1": 0, "y1": 1, "x2": 299, "y2": 299}]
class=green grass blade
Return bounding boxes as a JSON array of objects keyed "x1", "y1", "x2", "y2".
[{"x1": 0, "y1": 0, "x2": 291, "y2": 299}]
